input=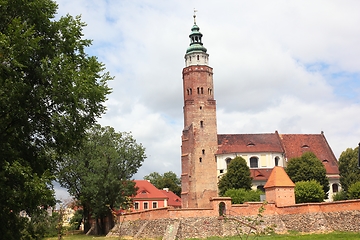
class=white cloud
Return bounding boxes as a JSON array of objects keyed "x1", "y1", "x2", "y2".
[{"x1": 54, "y1": 0, "x2": 360, "y2": 199}]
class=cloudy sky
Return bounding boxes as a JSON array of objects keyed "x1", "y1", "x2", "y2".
[{"x1": 54, "y1": 0, "x2": 360, "y2": 199}]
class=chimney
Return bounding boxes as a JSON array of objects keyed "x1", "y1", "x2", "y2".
[{"x1": 163, "y1": 188, "x2": 169, "y2": 192}]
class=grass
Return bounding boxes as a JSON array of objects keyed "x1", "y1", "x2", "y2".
[{"x1": 45, "y1": 231, "x2": 360, "y2": 240}]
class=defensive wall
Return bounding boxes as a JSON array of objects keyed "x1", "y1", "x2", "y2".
[{"x1": 107, "y1": 198, "x2": 360, "y2": 239}]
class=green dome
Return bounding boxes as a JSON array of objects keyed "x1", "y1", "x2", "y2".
[{"x1": 186, "y1": 24, "x2": 207, "y2": 54}]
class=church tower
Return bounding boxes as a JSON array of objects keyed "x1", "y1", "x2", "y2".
[{"x1": 181, "y1": 13, "x2": 219, "y2": 208}]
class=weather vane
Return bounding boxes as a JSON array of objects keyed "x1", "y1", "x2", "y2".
[{"x1": 193, "y1": 8, "x2": 197, "y2": 24}]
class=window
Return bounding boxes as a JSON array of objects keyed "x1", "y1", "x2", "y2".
[
  {"x1": 225, "y1": 158, "x2": 232, "y2": 168},
  {"x1": 202, "y1": 149, "x2": 205, "y2": 154},
  {"x1": 257, "y1": 185, "x2": 265, "y2": 192},
  {"x1": 134, "y1": 202, "x2": 139, "y2": 210},
  {"x1": 219, "y1": 169, "x2": 224, "y2": 174},
  {"x1": 152, "y1": 202, "x2": 157, "y2": 209},
  {"x1": 275, "y1": 156, "x2": 279, "y2": 166},
  {"x1": 143, "y1": 202, "x2": 148, "y2": 209},
  {"x1": 199, "y1": 157, "x2": 202, "y2": 163},
  {"x1": 332, "y1": 183, "x2": 339, "y2": 193},
  {"x1": 200, "y1": 121, "x2": 203, "y2": 127},
  {"x1": 250, "y1": 157, "x2": 259, "y2": 168},
  {"x1": 197, "y1": 55, "x2": 199, "y2": 60}
]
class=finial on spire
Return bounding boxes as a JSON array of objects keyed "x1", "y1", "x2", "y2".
[{"x1": 193, "y1": 8, "x2": 197, "y2": 24}]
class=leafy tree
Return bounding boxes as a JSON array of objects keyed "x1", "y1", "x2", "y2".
[
  {"x1": 0, "y1": 0, "x2": 111, "y2": 238},
  {"x1": 286, "y1": 152, "x2": 329, "y2": 198},
  {"x1": 224, "y1": 188, "x2": 263, "y2": 204},
  {"x1": 348, "y1": 181, "x2": 360, "y2": 200},
  {"x1": 338, "y1": 146, "x2": 360, "y2": 193},
  {"x1": 144, "y1": 171, "x2": 181, "y2": 196},
  {"x1": 295, "y1": 180, "x2": 325, "y2": 203},
  {"x1": 57, "y1": 125, "x2": 146, "y2": 235},
  {"x1": 218, "y1": 156, "x2": 252, "y2": 196}
]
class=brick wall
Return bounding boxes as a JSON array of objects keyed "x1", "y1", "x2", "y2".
[{"x1": 108, "y1": 199, "x2": 360, "y2": 238}]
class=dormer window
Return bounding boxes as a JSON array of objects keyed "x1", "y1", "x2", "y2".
[
  {"x1": 247, "y1": 142, "x2": 255, "y2": 147},
  {"x1": 301, "y1": 144, "x2": 309, "y2": 148}
]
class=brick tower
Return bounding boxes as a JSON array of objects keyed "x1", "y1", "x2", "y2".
[{"x1": 181, "y1": 14, "x2": 219, "y2": 208}]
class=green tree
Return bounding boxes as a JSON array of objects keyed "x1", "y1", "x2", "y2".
[
  {"x1": 224, "y1": 188, "x2": 263, "y2": 204},
  {"x1": 0, "y1": 0, "x2": 111, "y2": 238},
  {"x1": 144, "y1": 171, "x2": 181, "y2": 196},
  {"x1": 338, "y1": 146, "x2": 360, "y2": 193},
  {"x1": 286, "y1": 152, "x2": 329, "y2": 198},
  {"x1": 295, "y1": 180, "x2": 325, "y2": 203},
  {"x1": 57, "y1": 125, "x2": 146, "y2": 235},
  {"x1": 348, "y1": 181, "x2": 360, "y2": 200},
  {"x1": 218, "y1": 156, "x2": 252, "y2": 196}
]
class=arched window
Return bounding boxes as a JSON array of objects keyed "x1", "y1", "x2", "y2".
[
  {"x1": 257, "y1": 185, "x2": 265, "y2": 192},
  {"x1": 250, "y1": 157, "x2": 259, "y2": 168},
  {"x1": 197, "y1": 55, "x2": 199, "y2": 60},
  {"x1": 332, "y1": 183, "x2": 339, "y2": 193},
  {"x1": 275, "y1": 156, "x2": 280, "y2": 166},
  {"x1": 225, "y1": 158, "x2": 232, "y2": 168},
  {"x1": 219, "y1": 202, "x2": 226, "y2": 216}
]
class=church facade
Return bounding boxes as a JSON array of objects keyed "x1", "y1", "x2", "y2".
[{"x1": 180, "y1": 16, "x2": 340, "y2": 208}]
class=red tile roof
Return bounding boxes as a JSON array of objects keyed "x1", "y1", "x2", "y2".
[
  {"x1": 217, "y1": 133, "x2": 284, "y2": 154},
  {"x1": 216, "y1": 131, "x2": 339, "y2": 176},
  {"x1": 133, "y1": 180, "x2": 168, "y2": 200},
  {"x1": 280, "y1": 133, "x2": 339, "y2": 174},
  {"x1": 264, "y1": 166, "x2": 295, "y2": 188},
  {"x1": 160, "y1": 189, "x2": 182, "y2": 207},
  {"x1": 250, "y1": 169, "x2": 273, "y2": 181}
]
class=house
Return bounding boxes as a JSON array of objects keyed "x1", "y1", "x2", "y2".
[{"x1": 131, "y1": 180, "x2": 181, "y2": 211}]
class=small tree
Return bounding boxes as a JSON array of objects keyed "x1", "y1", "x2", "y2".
[
  {"x1": 224, "y1": 188, "x2": 263, "y2": 204},
  {"x1": 286, "y1": 152, "x2": 329, "y2": 198},
  {"x1": 338, "y1": 146, "x2": 360, "y2": 193},
  {"x1": 295, "y1": 180, "x2": 325, "y2": 203},
  {"x1": 348, "y1": 182, "x2": 360, "y2": 200},
  {"x1": 218, "y1": 156, "x2": 252, "y2": 196}
]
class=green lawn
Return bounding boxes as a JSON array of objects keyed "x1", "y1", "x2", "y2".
[{"x1": 45, "y1": 231, "x2": 360, "y2": 240}]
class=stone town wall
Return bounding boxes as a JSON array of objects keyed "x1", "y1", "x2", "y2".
[{"x1": 108, "y1": 199, "x2": 360, "y2": 239}]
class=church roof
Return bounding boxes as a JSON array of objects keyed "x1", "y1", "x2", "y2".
[
  {"x1": 217, "y1": 133, "x2": 284, "y2": 154},
  {"x1": 250, "y1": 169, "x2": 273, "y2": 181},
  {"x1": 216, "y1": 131, "x2": 339, "y2": 176},
  {"x1": 264, "y1": 166, "x2": 295, "y2": 188},
  {"x1": 279, "y1": 133, "x2": 339, "y2": 175}
]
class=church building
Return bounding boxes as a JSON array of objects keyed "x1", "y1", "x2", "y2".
[{"x1": 180, "y1": 15, "x2": 340, "y2": 209}]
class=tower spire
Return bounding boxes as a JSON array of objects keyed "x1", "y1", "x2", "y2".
[{"x1": 193, "y1": 8, "x2": 197, "y2": 24}]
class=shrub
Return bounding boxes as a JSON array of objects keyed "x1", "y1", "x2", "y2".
[
  {"x1": 224, "y1": 188, "x2": 263, "y2": 204},
  {"x1": 295, "y1": 180, "x2": 325, "y2": 203},
  {"x1": 333, "y1": 190, "x2": 347, "y2": 201},
  {"x1": 348, "y1": 181, "x2": 360, "y2": 199}
]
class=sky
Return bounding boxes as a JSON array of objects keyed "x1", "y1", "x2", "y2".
[{"x1": 54, "y1": 0, "x2": 360, "y2": 200}]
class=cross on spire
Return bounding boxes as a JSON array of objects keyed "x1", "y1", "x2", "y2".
[{"x1": 193, "y1": 8, "x2": 197, "y2": 24}]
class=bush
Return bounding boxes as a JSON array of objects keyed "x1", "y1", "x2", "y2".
[
  {"x1": 348, "y1": 181, "x2": 360, "y2": 199},
  {"x1": 295, "y1": 180, "x2": 325, "y2": 203},
  {"x1": 333, "y1": 190, "x2": 347, "y2": 201},
  {"x1": 224, "y1": 188, "x2": 263, "y2": 204}
]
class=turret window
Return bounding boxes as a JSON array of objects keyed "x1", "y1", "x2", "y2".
[
  {"x1": 200, "y1": 121, "x2": 203, "y2": 127},
  {"x1": 197, "y1": 87, "x2": 200, "y2": 94},
  {"x1": 201, "y1": 87, "x2": 203, "y2": 94},
  {"x1": 197, "y1": 55, "x2": 199, "y2": 60}
]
